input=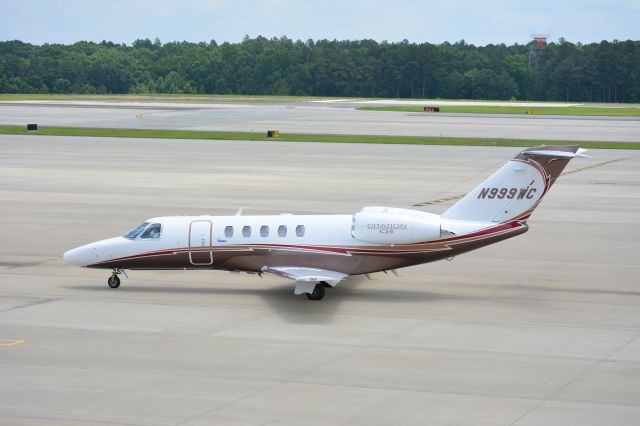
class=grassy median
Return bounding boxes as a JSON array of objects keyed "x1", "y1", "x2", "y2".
[
  {"x1": 357, "y1": 105, "x2": 640, "y2": 116},
  {"x1": 1, "y1": 125, "x2": 638, "y2": 150},
  {"x1": 3, "y1": 94, "x2": 639, "y2": 116}
]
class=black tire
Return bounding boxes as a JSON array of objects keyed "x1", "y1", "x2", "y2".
[
  {"x1": 306, "y1": 284, "x2": 325, "y2": 301},
  {"x1": 108, "y1": 274, "x2": 120, "y2": 289}
]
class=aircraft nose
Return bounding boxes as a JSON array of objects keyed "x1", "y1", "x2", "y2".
[{"x1": 63, "y1": 245, "x2": 94, "y2": 267}]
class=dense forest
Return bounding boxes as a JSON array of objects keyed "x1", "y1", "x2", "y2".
[{"x1": 1, "y1": 37, "x2": 639, "y2": 102}]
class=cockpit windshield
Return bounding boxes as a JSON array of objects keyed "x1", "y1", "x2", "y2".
[
  {"x1": 140, "y1": 223, "x2": 162, "y2": 239},
  {"x1": 124, "y1": 222, "x2": 149, "y2": 239}
]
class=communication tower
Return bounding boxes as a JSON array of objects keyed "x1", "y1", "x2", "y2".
[{"x1": 528, "y1": 33, "x2": 549, "y2": 69}]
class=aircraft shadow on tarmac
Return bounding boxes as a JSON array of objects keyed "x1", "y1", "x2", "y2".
[
  {"x1": 70, "y1": 277, "x2": 459, "y2": 324},
  {"x1": 68, "y1": 277, "x2": 640, "y2": 324}
]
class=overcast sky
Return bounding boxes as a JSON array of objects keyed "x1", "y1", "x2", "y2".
[{"x1": 1, "y1": 0, "x2": 639, "y2": 46}]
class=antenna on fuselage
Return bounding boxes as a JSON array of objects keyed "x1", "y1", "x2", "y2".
[{"x1": 235, "y1": 207, "x2": 244, "y2": 216}]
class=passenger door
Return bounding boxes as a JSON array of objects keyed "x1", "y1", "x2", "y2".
[{"x1": 188, "y1": 220, "x2": 213, "y2": 265}]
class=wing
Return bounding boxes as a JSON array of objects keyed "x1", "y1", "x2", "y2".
[{"x1": 261, "y1": 266, "x2": 348, "y2": 295}]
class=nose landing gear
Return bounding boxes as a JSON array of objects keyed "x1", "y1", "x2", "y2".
[
  {"x1": 107, "y1": 268, "x2": 126, "y2": 289},
  {"x1": 108, "y1": 274, "x2": 120, "y2": 288}
]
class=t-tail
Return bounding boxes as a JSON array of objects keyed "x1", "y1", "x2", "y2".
[{"x1": 441, "y1": 145, "x2": 585, "y2": 223}]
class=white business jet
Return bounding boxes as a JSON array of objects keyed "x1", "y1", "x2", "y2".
[{"x1": 64, "y1": 145, "x2": 584, "y2": 300}]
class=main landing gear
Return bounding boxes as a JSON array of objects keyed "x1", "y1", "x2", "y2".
[
  {"x1": 306, "y1": 282, "x2": 329, "y2": 301},
  {"x1": 107, "y1": 268, "x2": 126, "y2": 289}
]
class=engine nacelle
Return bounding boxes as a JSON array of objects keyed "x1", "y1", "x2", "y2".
[{"x1": 351, "y1": 207, "x2": 442, "y2": 245}]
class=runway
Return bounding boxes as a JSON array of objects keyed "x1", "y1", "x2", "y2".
[
  {"x1": 1, "y1": 99, "x2": 639, "y2": 142},
  {"x1": 1, "y1": 134, "x2": 639, "y2": 425}
]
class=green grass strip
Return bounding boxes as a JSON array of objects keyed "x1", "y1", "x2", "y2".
[
  {"x1": 357, "y1": 105, "x2": 640, "y2": 117},
  {"x1": 0, "y1": 125, "x2": 637, "y2": 150}
]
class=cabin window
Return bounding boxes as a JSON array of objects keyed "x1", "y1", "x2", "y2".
[
  {"x1": 296, "y1": 225, "x2": 305, "y2": 237},
  {"x1": 260, "y1": 225, "x2": 269, "y2": 237},
  {"x1": 124, "y1": 222, "x2": 148, "y2": 239},
  {"x1": 242, "y1": 226, "x2": 251, "y2": 238},
  {"x1": 224, "y1": 226, "x2": 234, "y2": 238},
  {"x1": 278, "y1": 225, "x2": 287, "y2": 237},
  {"x1": 140, "y1": 223, "x2": 162, "y2": 239}
]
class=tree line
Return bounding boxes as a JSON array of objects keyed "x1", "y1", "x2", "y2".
[{"x1": 1, "y1": 36, "x2": 639, "y2": 102}]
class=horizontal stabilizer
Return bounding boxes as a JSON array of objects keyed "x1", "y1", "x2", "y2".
[{"x1": 523, "y1": 148, "x2": 589, "y2": 158}]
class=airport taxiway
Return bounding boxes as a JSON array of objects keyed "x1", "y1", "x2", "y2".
[
  {"x1": 1, "y1": 99, "x2": 639, "y2": 142},
  {"x1": 1, "y1": 134, "x2": 639, "y2": 425}
]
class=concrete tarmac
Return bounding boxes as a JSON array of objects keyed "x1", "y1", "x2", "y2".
[
  {"x1": 1, "y1": 100, "x2": 639, "y2": 142},
  {"x1": 1, "y1": 135, "x2": 640, "y2": 425}
]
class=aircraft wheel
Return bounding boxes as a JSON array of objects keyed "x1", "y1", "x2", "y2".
[
  {"x1": 306, "y1": 283, "x2": 325, "y2": 301},
  {"x1": 108, "y1": 274, "x2": 121, "y2": 289}
]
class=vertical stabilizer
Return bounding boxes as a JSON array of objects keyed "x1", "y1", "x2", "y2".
[{"x1": 441, "y1": 145, "x2": 581, "y2": 223}]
